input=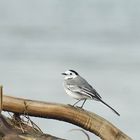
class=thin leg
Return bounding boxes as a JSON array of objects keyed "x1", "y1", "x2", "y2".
[
  {"x1": 73, "y1": 99, "x2": 82, "y2": 106},
  {"x1": 80, "y1": 99, "x2": 87, "y2": 108}
]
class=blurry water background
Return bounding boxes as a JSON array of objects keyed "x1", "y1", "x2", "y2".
[{"x1": 0, "y1": 1, "x2": 139, "y2": 139}]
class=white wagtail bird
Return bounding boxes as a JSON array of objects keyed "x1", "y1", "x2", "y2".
[{"x1": 62, "y1": 70, "x2": 120, "y2": 116}]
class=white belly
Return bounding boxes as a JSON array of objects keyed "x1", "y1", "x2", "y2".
[{"x1": 65, "y1": 88, "x2": 91, "y2": 100}]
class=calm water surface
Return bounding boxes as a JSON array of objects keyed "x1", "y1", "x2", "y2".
[{"x1": 0, "y1": 1, "x2": 140, "y2": 139}]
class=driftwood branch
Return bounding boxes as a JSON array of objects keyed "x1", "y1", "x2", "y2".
[
  {"x1": 2, "y1": 95, "x2": 132, "y2": 140},
  {"x1": 0, "y1": 114, "x2": 65, "y2": 140},
  {"x1": 0, "y1": 85, "x2": 3, "y2": 113}
]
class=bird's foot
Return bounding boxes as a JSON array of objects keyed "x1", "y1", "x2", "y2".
[
  {"x1": 67, "y1": 104, "x2": 73, "y2": 107},
  {"x1": 75, "y1": 106, "x2": 84, "y2": 110},
  {"x1": 67, "y1": 104, "x2": 84, "y2": 110}
]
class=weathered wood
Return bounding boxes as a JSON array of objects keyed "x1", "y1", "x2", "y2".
[
  {"x1": 0, "y1": 114, "x2": 66, "y2": 140},
  {"x1": 3, "y1": 95, "x2": 132, "y2": 140},
  {"x1": 0, "y1": 86, "x2": 3, "y2": 112}
]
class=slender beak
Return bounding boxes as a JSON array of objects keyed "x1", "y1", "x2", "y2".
[{"x1": 61, "y1": 72, "x2": 66, "y2": 75}]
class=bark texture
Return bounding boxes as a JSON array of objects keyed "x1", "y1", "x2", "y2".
[
  {"x1": 0, "y1": 114, "x2": 66, "y2": 140},
  {"x1": 2, "y1": 95, "x2": 132, "y2": 140}
]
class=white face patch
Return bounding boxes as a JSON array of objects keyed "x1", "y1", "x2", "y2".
[{"x1": 64, "y1": 70, "x2": 78, "y2": 79}]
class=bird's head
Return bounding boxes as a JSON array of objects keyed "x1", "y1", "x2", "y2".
[{"x1": 62, "y1": 70, "x2": 79, "y2": 79}]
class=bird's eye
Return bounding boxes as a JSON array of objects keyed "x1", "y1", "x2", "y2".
[{"x1": 70, "y1": 73, "x2": 72, "y2": 75}]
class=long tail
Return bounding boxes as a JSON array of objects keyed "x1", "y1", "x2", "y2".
[{"x1": 99, "y1": 99, "x2": 120, "y2": 116}]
